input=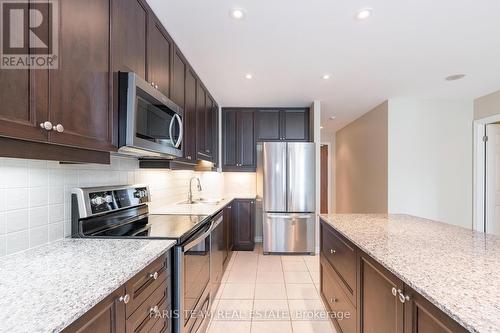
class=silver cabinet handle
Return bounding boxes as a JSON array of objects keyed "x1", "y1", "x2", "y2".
[
  {"x1": 40, "y1": 121, "x2": 53, "y2": 131},
  {"x1": 155, "y1": 84, "x2": 158, "y2": 89},
  {"x1": 151, "y1": 82, "x2": 155, "y2": 87},
  {"x1": 52, "y1": 124, "x2": 64, "y2": 133},
  {"x1": 391, "y1": 287, "x2": 397, "y2": 296},
  {"x1": 330, "y1": 249, "x2": 336, "y2": 254},
  {"x1": 187, "y1": 155, "x2": 192, "y2": 160},
  {"x1": 119, "y1": 294, "x2": 130, "y2": 304},
  {"x1": 329, "y1": 297, "x2": 338, "y2": 303},
  {"x1": 149, "y1": 271, "x2": 159, "y2": 280},
  {"x1": 397, "y1": 289, "x2": 410, "y2": 303}
]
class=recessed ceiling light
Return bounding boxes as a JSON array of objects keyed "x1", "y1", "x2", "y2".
[
  {"x1": 329, "y1": 116, "x2": 336, "y2": 120},
  {"x1": 245, "y1": 73, "x2": 253, "y2": 80},
  {"x1": 445, "y1": 74, "x2": 466, "y2": 81},
  {"x1": 230, "y1": 8, "x2": 245, "y2": 20},
  {"x1": 322, "y1": 74, "x2": 331, "y2": 80},
  {"x1": 356, "y1": 8, "x2": 373, "y2": 20}
]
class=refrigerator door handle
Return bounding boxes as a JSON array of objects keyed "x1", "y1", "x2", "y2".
[{"x1": 266, "y1": 214, "x2": 292, "y2": 219}]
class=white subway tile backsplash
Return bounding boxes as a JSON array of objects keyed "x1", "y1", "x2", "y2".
[
  {"x1": 29, "y1": 168, "x2": 49, "y2": 187},
  {"x1": 49, "y1": 223, "x2": 64, "y2": 242},
  {"x1": 0, "y1": 155, "x2": 231, "y2": 258},
  {"x1": 5, "y1": 230, "x2": 29, "y2": 255},
  {"x1": 29, "y1": 207, "x2": 49, "y2": 228},
  {"x1": 0, "y1": 212, "x2": 5, "y2": 234},
  {"x1": 49, "y1": 187, "x2": 64, "y2": 205},
  {"x1": 5, "y1": 209, "x2": 29, "y2": 233},
  {"x1": 30, "y1": 187, "x2": 49, "y2": 207},
  {"x1": 29, "y1": 226, "x2": 49, "y2": 247},
  {"x1": 4, "y1": 188, "x2": 28, "y2": 211},
  {"x1": 49, "y1": 205, "x2": 64, "y2": 223}
]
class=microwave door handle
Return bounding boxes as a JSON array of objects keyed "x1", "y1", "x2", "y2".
[
  {"x1": 169, "y1": 116, "x2": 175, "y2": 147},
  {"x1": 174, "y1": 114, "x2": 183, "y2": 148}
]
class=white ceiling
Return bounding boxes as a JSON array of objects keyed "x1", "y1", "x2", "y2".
[{"x1": 146, "y1": 0, "x2": 500, "y2": 133}]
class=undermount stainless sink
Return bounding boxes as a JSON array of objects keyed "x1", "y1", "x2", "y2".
[{"x1": 177, "y1": 199, "x2": 221, "y2": 205}]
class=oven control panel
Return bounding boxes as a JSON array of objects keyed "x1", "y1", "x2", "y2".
[{"x1": 87, "y1": 186, "x2": 150, "y2": 215}]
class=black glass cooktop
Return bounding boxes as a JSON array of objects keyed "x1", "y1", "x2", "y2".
[{"x1": 89, "y1": 214, "x2": 209, "y2": 244}]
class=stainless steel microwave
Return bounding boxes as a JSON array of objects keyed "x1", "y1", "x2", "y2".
[{"x1": 118, "y1": 72, "x2": 183, "y2": 158}]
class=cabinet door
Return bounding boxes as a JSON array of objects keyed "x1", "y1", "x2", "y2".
[
  {"x1": 112, "y1": 0, "x2": 148, "y2": 79},
  {"x1": 183, "y1": 68, "x2": 197, "y2": 162},
  {"x1": 212, "y1": 103, "x2": 219, "y2": 168},
  {"x1": 359, "y1": 253, "x2": 404, "y2": 333},
  {"x1": 196, "y1": 81, "x2": 208, "y2": 160},
  {"x1": 282, "y1": 109, "x2": 309, "y2": 141},
  {"x1": 204, "y1": 95, "x2": 214, "y2": 160},
  {"x1": 223, "y1": 203, "x2": 233, "y2": 262},
  {"x1": 148, "y1": 16, "x2": 172, "y2": 98},
  {"x1": 404, "y1": 286, "x2": 468, "y2": 333},
  {"x1": 49, "y1": 0, "x2": 114, "y2": 151},
  {"x1": 222, "y1": 110, "x2": 238, "y2": 169},
  {"x1": 171, "y1": 47, "x2": 186, "y2": 109},
  {"x1": 256, "y1": 109, "x2": 281, "y2": 141},
  {"x1": 233, "y1": 199, "x2": 255, "y2": 251},
  {"x1": 0, "y1": 0, "x2": 49, "y2": 143},
  {"x1": 63, "y1": 286, "x2": 126, "y2": 333},
  {"x1": 237, "y1": 110, "x2": 256, "y2": 168}
]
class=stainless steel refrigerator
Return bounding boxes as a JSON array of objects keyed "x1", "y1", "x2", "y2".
[{"x1": 256, "y1": 142, "x2": 316, "y2": 254}]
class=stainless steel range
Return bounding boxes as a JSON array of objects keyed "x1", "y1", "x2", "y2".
[{"x1": 71, "y1": 185, "x2": 219, "y2": 333}]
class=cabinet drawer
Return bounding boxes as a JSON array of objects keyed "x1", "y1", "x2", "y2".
[
  {"x1": 321, "y1": 257, "x2": 356, "y2": 333},
  {"x1": 126, "y1": 279, "x2": 170, "y2": 333},
  {"x1": 321, "y1": 223, "x2": 356, "y2": 296},
  {"x1": 126, "y1": 254, "x2": 170, "y2": 318}
]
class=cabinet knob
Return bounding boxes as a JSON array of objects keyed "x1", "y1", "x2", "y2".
[
  {"x1": 52, "y1": 124, "x2": 64, "y2": 133},
  {"x1": 391, "y1": 287, "x2": 397, "y2": 296},
  {"x1": 330, "y1": 297, "x2": 338, "y2": 303},
  {"x1": 39, "y1": 121, "x2": 53, "y2": 131},
  {"x1": 187, "y1": 156, "x2": 192, "y2": 160},
  {"x1": 330, "y1": 249, "x2": 336, "y2": 254},
  {"x1": 119, "y1": 294, "x2": 130, "y2": 304},
  {"x1": 151, "y1": 81, "x2": 155, "y2": 87},
  {"x1": 397, "y1": 289, "x2": 410, "y2": 303},
  {"x1": 149, "y1": 271, "x2": 159, "y2": 280},
  {"x1": 155, "y1": 84, "x2": 158, "y2": 89}
]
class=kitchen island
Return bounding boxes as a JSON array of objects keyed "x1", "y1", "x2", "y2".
[{"x1": 319, "y1": 214, "x2": 500, "y2": 333}]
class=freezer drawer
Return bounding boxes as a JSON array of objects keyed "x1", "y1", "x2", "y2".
[{"x1": 263, "y1": 213, "x2": 315, "y2": 254}]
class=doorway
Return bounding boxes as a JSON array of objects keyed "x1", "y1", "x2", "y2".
[
  {"x1": 320, "y1": 144, "x2": 329, "y2": 214},
  {"x1": 474, "y1": 116, "x2": 500, "y2": 235}
]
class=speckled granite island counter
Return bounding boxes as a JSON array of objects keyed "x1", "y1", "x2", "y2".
[
  {"x1": 319, "y1": 214, "x2": 500, "y2": 333},
  {"x1": 0, "y1": 238, "x2": 176, "y2": 333}
]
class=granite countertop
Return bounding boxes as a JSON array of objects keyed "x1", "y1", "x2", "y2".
[
  {"x1": 0, "y1": 238, "x2": 176, "y2": 333},
  {"x1": 150, "y1": 195, "x2": 256, "y2": 216},
  {"x1": 319, "y1": 214, "x2": 500, "y2": 333}
]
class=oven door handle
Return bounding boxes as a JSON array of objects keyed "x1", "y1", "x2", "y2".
[{"x1": 183, "y1": 220, "x2": 214, "y2": 251}]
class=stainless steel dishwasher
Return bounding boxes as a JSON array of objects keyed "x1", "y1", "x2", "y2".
[{"x1": 210, "y1": 211, "x2": 224, "y2": 303}]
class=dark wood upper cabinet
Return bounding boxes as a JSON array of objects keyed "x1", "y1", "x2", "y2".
[
  {"x1": 171, "y1": 47, "x2": 186, "y2": 108},
  {"x1": 112, "y1": 0, "x2": 148, "y2": 78},
  {"x1": 148, "y1": 15, "x2": 172, "y2": 97},
  {"x1": 49, "y1": 0, "x2": 114, "y2": 152},
  {"x1": 222, "y1": 109, "x2": 256, "y2": 171},
  {"x1": 282, "y1": 109, "x2": 309, "y2": 141},
  {"x1": 204, "y1": 95, "x2": 215, "y2": 159},
  {"x1": 182, "y1": 68, "x2": 197, "y2": 162},
  {"x1": 232, "y1": 199, "x2": 255, "y2": 251},
  {"x1": 256, "y1": 109, "x2": 281, "y2": 141},
  {"x1": 196, "y1": 82, "x2": 209, "y2": 161}
]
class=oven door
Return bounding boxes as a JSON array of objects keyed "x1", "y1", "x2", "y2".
[
  {"x1": 119, "y1": 72, "x2": 184, "y2": 158},
  {"x1": 174, "y1": 220, "x2": 213, "y2": 333}
]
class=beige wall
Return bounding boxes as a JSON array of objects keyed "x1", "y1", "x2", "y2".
[
  {"x1": 474, "y1": 90, "x2": 500, "y2": 120},
  {"x1": 335, "y1": 102, "x2": 388, "y2": 213}
]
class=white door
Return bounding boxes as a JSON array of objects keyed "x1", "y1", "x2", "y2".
[{"x1": 485, "y1": 124, "x2": 500, "y2": 236}]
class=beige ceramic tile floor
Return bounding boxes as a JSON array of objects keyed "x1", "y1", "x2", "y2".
[{"x1": 207, "y1": 244, "x2": 337, "y2": 333}]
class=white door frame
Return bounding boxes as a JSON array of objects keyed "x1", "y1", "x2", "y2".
[{"x1": 473, "y1": 114, "x2": 500, "y2": 232}]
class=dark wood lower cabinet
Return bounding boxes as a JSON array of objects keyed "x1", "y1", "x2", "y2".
[
  {"x1": 319, "y1": 219, "x2": 469, "y2": 333},
  {"x1": 63, "y1": 253, "x2": 171, "y2": 333},
  {"x1": 232, "y1": 199, "x2": 255, "y2": 251}
]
